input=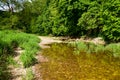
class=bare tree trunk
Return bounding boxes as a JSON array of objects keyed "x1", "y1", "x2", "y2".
[{"x1": 6, "y1": 2, "x2": 13, "y2": 14}]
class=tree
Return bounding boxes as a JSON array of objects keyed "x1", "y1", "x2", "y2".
[
  {"x1": 78, "y1": 0, "x2": 120, "y2": 41},
  {"x1": 0, "y1": 0, "x2": 23, "y2": 13}
]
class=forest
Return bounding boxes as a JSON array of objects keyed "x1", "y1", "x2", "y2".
[
  {"x1": 0, "y1": 0, "x2": 120, "y2": 41},
  {"x1": 0, "y1": 0, "x2": 120, "y2": 80}
]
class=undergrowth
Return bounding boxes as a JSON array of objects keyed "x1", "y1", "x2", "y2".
[
  {"x1": 0, "y1": 30, "x2": 40, "y2": 79},
  {"x1": 22, "y1": 67, "x2": 34, "y2": 80},
  {"x1": 69, "y1": 41, "x2": 120, "y2": 58},
  {"x1": 0, "y1": 40, "x2": 13, "y2": 80}
]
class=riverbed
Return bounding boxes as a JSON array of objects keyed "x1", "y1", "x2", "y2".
[{"x1": 35, "y1": 43, "x2": 120, "y2": 80}]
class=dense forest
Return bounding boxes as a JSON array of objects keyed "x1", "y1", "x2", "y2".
[{"x1": 0, "y1": 0, "x2": 120, "y2": 41}]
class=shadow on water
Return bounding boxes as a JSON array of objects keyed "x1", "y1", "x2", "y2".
[{"x1": 37, "y1": 43, "x2": 120, "y2": 80}]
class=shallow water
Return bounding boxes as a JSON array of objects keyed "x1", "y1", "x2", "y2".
[{"x1": 36, "y1": 43, "x2": 120, "y2": 80}]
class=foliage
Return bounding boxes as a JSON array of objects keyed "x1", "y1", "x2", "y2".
[
  {"x1": 22, "y1": 68, "x2": 34, "y2": 80},
  {"x1": 69, "y1": 41, "x2": 88, "y2": 55},
  {"x1": 0, "y1": 30, "x2": 40, "y2": 68},
  {"x1": 0, "y1": 40, "x2": 14, "y2": 80},
  {"x1": 77, "y1": 0, "x2": 120, "y2": 41},
  {"x1": 95, "y1": 44, "x2": 105, "y2": 54},
  {"x1": 0, "y1": 0, "x2": 120, "y2": 41},
  {"x1": 0, "y1": 0, "x2": 23, "y2": 13},
  {"x1": 105, "y1": 43, "x2": 120, "y2": 58},
  {"x1": 70, "y1": 41, "x2": 120, "y2": 58},
  {"x1": 36, "y1": 0, "x2": 120, "y2": 41},
  {"x1": 20, "y1": 51, "x2": 37, "y2": 67}
]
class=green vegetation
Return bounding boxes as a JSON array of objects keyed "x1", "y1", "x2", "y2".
[
  {"x1": 22, "y1": 68, "x2": 34, "y2": 80},
  {"x1": 0, "y1": 30, "x2": 40, "y2": 79},
  {"x1": 0, "y1": 40, "x2": 13, "y2": 80},
  {"x1": 0, "y1": 0, "x2": 120, "y2": 41},
  {"x1": 69, "y1": 41, "x2": 120, "y2": 58},
  {"x1": 105, "y1": 43, "x2": 120, "y2": 58},
  {"x1": 0, "y1": 0, "x2": 120, "y2": 79},
  {"x1": 0, "y1": 30, "x2": 40, "y2": 67},
  {"x1": 69, "y1": 42, "x2": 88, "y2": 55}
]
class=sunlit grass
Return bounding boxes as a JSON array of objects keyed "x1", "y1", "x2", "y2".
[
  {"x1": 22, "y1": 67, "x2": 34, "y2": 80},
  {"x1": 0, "y1": 30, "x2": 40, "y2": 67},
  {"x1": 105, "y1": 43, "x2": 120, "y2": 58},
  {"x1": 0, "y1": 30, "x2": 40, "y2": 79},
  {"x1": 69, "y1": 41, "x2": 120, "y2": 58},
  {"x1": 69, "y1": 42, "x2": 88, "y2": 55}
]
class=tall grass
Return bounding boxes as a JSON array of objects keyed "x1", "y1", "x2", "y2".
[
  {"x1": 22, "y1": 68, "x2": 34, "y2": 80},
  {"x1": 0, "y1": 40, "x2": 13, "y2": 80},
  {"x1": 105, "y1": 43, "x2": 120, "y2": 58},
  {"x1": 20, "y1": 51, "x2": 37, "y2": 67},
  {"x1": 69, "y1": 41, "x2": 120, "y2": 58},
  {"x1": 95, "y1": 44, "x2": 105, "y2": 54},
  {"x1": 69, "y1": 42, "x2": 88, "y2": 55},
  {"x1": 0, "y1": 30, "x2": 40, "y2": 68}
]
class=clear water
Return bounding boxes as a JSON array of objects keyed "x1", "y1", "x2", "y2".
[{"x1": 36, "y1": 43, "x2": 120, "y2": 80}]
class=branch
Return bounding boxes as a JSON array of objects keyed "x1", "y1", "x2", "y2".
[{"x1": 0, "y1": 5, "x2": 5, "y2": 10}]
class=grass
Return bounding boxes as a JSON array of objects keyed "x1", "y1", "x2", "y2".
[
  {"x1": 0, "y1": 30, "x2": 40, "y2": 67},
  {"x1": 95, "y1": 44, "x2": 105, "y2": 54},
  {"x1": 0, "y1": 40, "x2": 13, "y2": 80},
  {"x1": 0, "y1": 30, "x2": 40, "y2": 79},
  {"x1": 105, "y1": 43, "x2": 120, "y2": 58},
  {"x1": 22, "y1": 67, "x2": 34, "y2": 80},
  {"x1": 69, "y1": 41, "x2": 120, "y2": 58},
  {"x1": 20, "y1": 51, "x2": 37, "y2": 67},
  {"x1": 69, "y1": 41, "x2": 88, "y2": 55}
]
